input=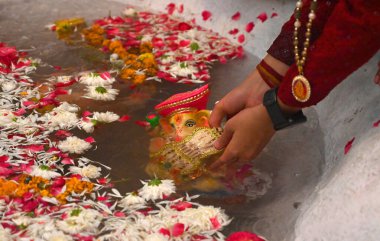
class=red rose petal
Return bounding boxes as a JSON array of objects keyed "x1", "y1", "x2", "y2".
[
  {"x1": 257, "y1": 12, "x2": 268, "y2": 22},
  {"x1": 135, "y1": 120, "x2": 150, "y2": 127},
  {"x1": 227, "y1": 232, "x2": 266, "y2": 241},
  {"x1": 84, "y1": 137, "x2": 95, "y2": 143},
  {"x1": 228, "y1": 28, "x2": 239, "y2": 35},
  {"x1": 344, "y1": 137, "x2": 355, "y2": 155},
  {"x1": 245, "y1": 22, "x2": 255, "y2": 33},
  {"x1": 373, "y1": 120, "x2": 380, "y2": 127},
  {"x1": 53, "y1": 65, "x2": 62, "y2": 70},
  {"x1": 178, "y1": 22, "x2": 192, "y2": 31},
  {"x1": 13, "y1": 108, "x2": 26, "y2": 116},
  {"x1": 119, "y1": 115, "x2": 131, "y2": 122},
  {"x1": 210, "y1": 216, "x2": 221, "y2": 229},
  {"x1": 237, "y1": 34, "x2": 245, "y2": 43},
  {"x1": 179, "y1": 39, "x2": 191, "y2": 47},
  {"x1": 159, "y1": 228, "x2": 170, "y2": 236},
  {"x1": 61, "y1": 158, "x2": 74, "y2": 165},
  {"x1": 82, "y1": 110, "x2": 92, "y2": 118},
  {"x1": 178, "y1": 4, "x2": 184, "y2": 13},
  {"x1": 170, "y1": 201, "x2": 193, "y2": 211},
  {"x1": 166, "y1": 3, "x2": 176, "y2": 15},
  {"x1": 172, "y1": 223, "x2": 185, "y2": 237},
  {"x1": 271, "y1": 12, "x2": 279, "y2": 18},
  {"x1": 202, "y1": 10, "x2": 212, "y2": 21},
  {"x1": 231, "y1": 11, "x2": 241, "y2": 21}
]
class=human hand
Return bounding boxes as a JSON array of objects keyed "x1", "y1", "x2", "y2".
[
  {"x1": 209, "y1": 104, "x2": 275, "y2": 170},
  {"x1": 374, "y1": 61, "x2": 380, "y2": 86},
  {"x1": 209, "y1": 70, "x2": 270, "y2": 128}
]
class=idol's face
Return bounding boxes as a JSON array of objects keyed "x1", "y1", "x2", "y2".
[{"x1": 168, "y1": 112, "x2": 200, "y2": 141}]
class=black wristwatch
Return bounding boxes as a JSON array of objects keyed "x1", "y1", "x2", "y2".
[{"x1": 263, "y1": 87, "x2": 307, "y2": 130}]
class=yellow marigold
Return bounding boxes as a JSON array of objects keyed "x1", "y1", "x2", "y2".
[
  {"x1": 90, "y1": 24, "x2": 105, "y2": 35},
  {"x1": 146, "y1": 67, "x2": 158, "y2": 76},
  {"x1": 120, "y1": 68, "x2": 136, "y2": 79},
  {"x1": 133, "y1": 74, "x2": 146, "y2": 85},
  {"x1": 109, "y1": 40, "x2": 123, "y2": 52},
  {"x1": 140, "y1": 42, "x2": 153, "y2": 53},
  {"x1": 102, "y1": 39, "x2": 111, "y2": 47}
]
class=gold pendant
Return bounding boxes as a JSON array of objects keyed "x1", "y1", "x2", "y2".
[{"x1": 292, "y1": 75, "x2": 311, "y2": 102}]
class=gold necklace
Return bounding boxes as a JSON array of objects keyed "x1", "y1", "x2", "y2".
[{"x1": 291, "y1": 0, "x2": 318, "y2": 102}]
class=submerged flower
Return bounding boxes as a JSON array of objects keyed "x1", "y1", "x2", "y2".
[
  {"x1": 119, "y1": 192, "x2": 146, "y2": 209},
  {"x1": 30, "y1": 165, "x2": 61, "y2": 180},
  {"x1": 93, "y1": 111, "x2": 120, "y2": 123},
  {"x1": 69, "y1": 164, "x2": 101, "y2": 179},
  {"x1": 58, "y1": 136, "x2": 92, "y2": 154},
  {"x1": 79, "y1": 72, "x2": 115, "y2": 86},
  {"x1": 139, "y1": 179, "x2": 175, "y2": 201},
  {"x1": 84, "y1": 85, "x2": 119, "y2": 101}
]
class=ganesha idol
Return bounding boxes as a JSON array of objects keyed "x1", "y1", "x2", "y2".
[{"x1": 145, "y1": 84, "x2": 272, "y2": 196}]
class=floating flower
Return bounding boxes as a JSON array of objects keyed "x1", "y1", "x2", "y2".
[
  {"x1": 93, "y1": 111, "x2": 120, "y2": 123},
  {"x1": 57, "y1": 207, "x2": 102, "y2": 234},
  {"x1": 139, "y1": 178, "x2": 176, "y2": 201},
  {"x1": 169, "y1": 62, "x2": 197, "y2": 77},
  {"x1": 79, "y1": 72, "x2": 115, "y2": 86},
  {"x1": 69, "y1": 164, "x2": 101, "y2": 179},
  {"x1": 119, "y1": 192, "x2": 146, "y2": 210},
  {"x1": 231, "y1": 12, "x2": 241, "y2": 21},
  {"x1": 58, "y1": 136, "x2": 92, "y2": 154},
  {"x1": 30, "y1": 165, "x2": 61, "y2": 180},
  {"x1": 84, "y1": 85, "x2": 119, "y2": 101}
]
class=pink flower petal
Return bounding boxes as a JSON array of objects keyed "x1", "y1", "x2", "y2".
[
  {"x1": 228, "y1": 28, "x2": 239, "y2": 35},
  {"x1": 159, "y1": 228, "x2": 171, "y2": 237},
  {"x1": 271, "y1": 12, "x2": 279, "y2": 18},
  {"x1": 166, "y1": 3, "x2": 176, "y2": 15},
  {"x1": 257, "y1": 12, "x2": 268, "y2": 22},
  {"x1": 178, "y1": 22, "x2": 192, "y2": 31},
  {"x1": 114, "y1": 211, "x2": 125, "y2": 217},
  {"x1": 13, "y1": 108, "x2": 26, "y2": 116},
  {"x1": 100, "y1": 71, "x2": 111, "y2": 80},
  {"x1": 82, "y1": 110, "x2": 92, "y2": 118},
  {"x1": 202, "y1": 10, "x2": 212, "y2": 21},
  {"x1": 373, "y1": 120, "x2": 380, "y2": 127},
  {"x1": 227, "y1": 232, "x2": 266, "y2": 241},
  {"x1": 135, "y1": 120, "x2": 150, "y2": 127},
  {"x1": 178, "y1": 4, "x2": 184, "y2": 13},
  {"x1": 179, "y1": 39, "x2": 191, "y2": 47},
  {"x1": 170, "y1": 201, "x2": 193, "y2": 211},
  {"x1": 172, "y1": 223, "x2": 185, "y2": 237},
  {"x1": 245, "y1": 22, "x2": 255, "y2": 33},
  {"x1": 210, "y1": 216, "x2": 221, "y2": 229},
  {"x1": 53, "y1": 65, "x2": 62, "y2": 70},
  {"x1": 344, "y1": 137, "x2": 355, "y2": 155},
  {"x1": 237, "y1": 34, "x2": 245, "y2": 43},
  {"x1": 119, "y1": 115, "x2": 131, "y2": 122},
  {"x1": 61, "y1": 158, "x2": 74, "y2": 165},
  {"x1": 231, "y1": 12, "x2": 241, "y2": 21},
  {"x1": 84, "y1": 137, "x2": 95, "y2": 143},
  {"x1": 55, "y1": 130, "x2": 72, "y2": 138}
]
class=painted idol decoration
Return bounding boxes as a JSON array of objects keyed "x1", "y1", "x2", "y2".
[{"x1": 145, "y1": 84, "x2": 224, "y2": 187}]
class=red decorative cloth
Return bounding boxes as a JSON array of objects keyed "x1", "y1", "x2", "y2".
[{"x1": 268, "y1": 0, "x2": 380, "y2": 107}]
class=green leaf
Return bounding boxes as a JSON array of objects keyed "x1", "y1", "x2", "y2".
[{"x1": 190, "y1": 42, "x2": 200, "y2": 51}]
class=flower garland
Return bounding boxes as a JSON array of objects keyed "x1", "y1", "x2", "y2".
[{"x1": 0, "y1": 42, "x2": 264, "y2": 241}]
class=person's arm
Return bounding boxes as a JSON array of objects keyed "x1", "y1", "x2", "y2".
[{"x1": 278, "y1": 0, "x2": 380, "y2": 108}]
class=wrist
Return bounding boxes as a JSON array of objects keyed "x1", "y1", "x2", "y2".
[{"x1": 277, "y1": 97, "x2": 301, "y2": 116}]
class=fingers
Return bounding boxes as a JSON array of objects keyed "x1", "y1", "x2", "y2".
[
  {"x1": 209, "y1": 100, "x2": 227, "y2": 128},
  {"x1": 214, "y1": 125, "x2": 233, "y2": 150}
]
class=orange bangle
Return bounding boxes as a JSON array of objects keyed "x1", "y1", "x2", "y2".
[{"x1": 256, "y1": 59, "x2": 284, "y2": 88}]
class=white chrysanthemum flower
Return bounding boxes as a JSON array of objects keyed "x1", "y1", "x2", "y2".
[
  {"x1": 78, "y1": 120, "x2": 95, "y2": 133},
  {"x1": 47, "y1": 110, "x2": 78, "y2": 130},
  {"x1": 58, "y1": 136, "x2": 92, "y2": 154},
  {"x1": 119, "y1": 192, "x2": 146, "y2": 209},
  {"x1": 57, "y1": 208, "x2": 102, "y2": 234},
  {"x1": 30, "y1": 165, "x2": 61, "y2": 180},
  {"x1": 53, "y1": 75, "x2": 73, "y2": 84},
  {"x1": 110, "y1": 53, "x2": 119, "y2": 62},
  {"x1": 80, "y1": 72, "x2": 115, "y2": 86},
  {"x1": 169, "y1": 62, "x2": 197, "y2": 77},
  {"x1": 84, "y1": 85, "x2": 119, "y2": 101},
  {"x1": 12, "y1": 216, "x2": 32, "y2": 227},
  {"x1": 160, "y1": 54, "x2": 175, "y2": 65},
  {"x1": 43, "y1": 231, "x2": 73, "y2": 241},
  {"x1": 55, "y1": 102, "x2": 79, "y2": 113},
  {"x1": 145, "y1": 233, "x2": 169, "y2": 241},
  {"x1": 0, "y1": 225, "x2": 12, "y2": 241},
  {"x1": 139, "y1": 179, "x2": 176, "y2": 201},
  {"x1": 1, "y1": 81, "x2": 17, "y2": 92},
  {"x1": 69, "y1": 164, "x2": 101, "y2": 179},
  {"x1": 177, "y1": 206, "x2": 230, "y2": 233},
  {"x1": 123, "y1": 7, "x2": 137, "y2": 16},
  {"x1": 0, "y1": 109, "x2": 15, "y2": 126},
  {"x1": 93, "y1": 111, "x2": 119, "y2": 123}
]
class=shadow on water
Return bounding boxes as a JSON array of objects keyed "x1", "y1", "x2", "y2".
[{"x1": 0, "y1": 0, "x2": 325, "y2": 240}]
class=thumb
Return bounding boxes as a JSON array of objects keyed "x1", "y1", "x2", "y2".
[{"x1": 214, "y1": 126, "x2": 233, "y2": 150}]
